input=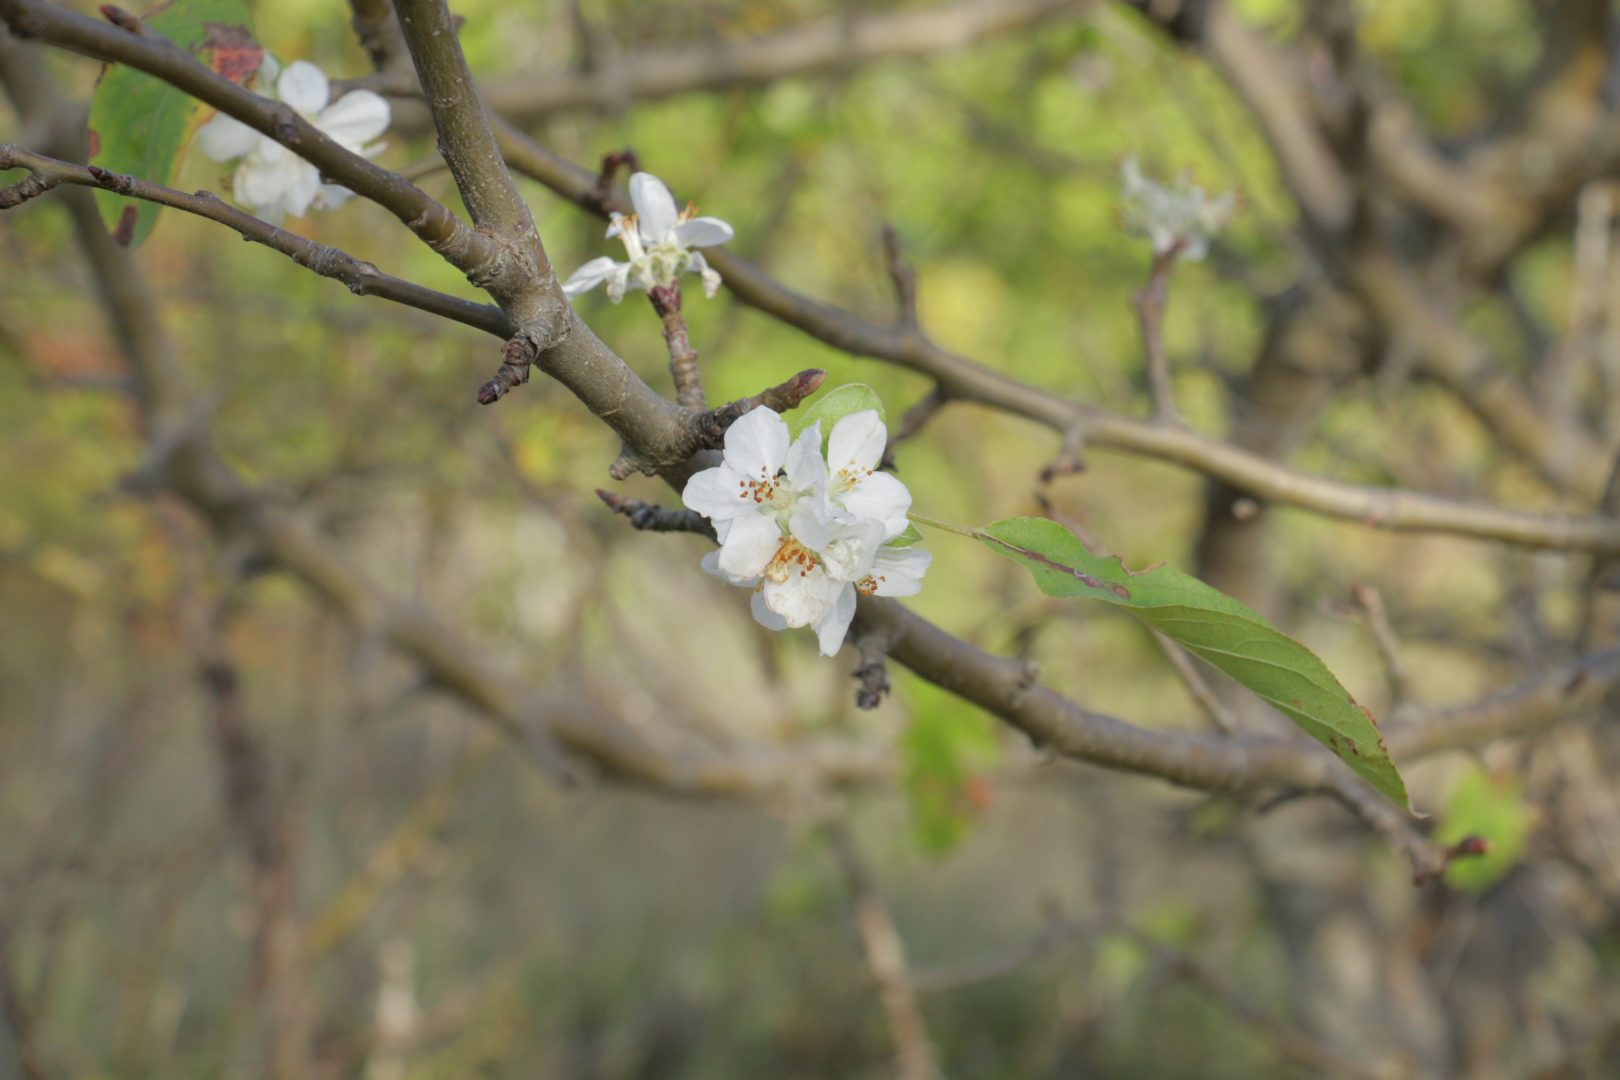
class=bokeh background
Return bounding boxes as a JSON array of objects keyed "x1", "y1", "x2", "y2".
[{"x1": 2, "y1": 1, "x2": 1617, "y2": 1077}]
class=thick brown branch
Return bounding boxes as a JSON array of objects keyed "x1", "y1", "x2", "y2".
[{"x1": 391, "y1": 0, "x2": 567, "y2": 337}]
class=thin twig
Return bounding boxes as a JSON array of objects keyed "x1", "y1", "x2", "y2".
[
  {"x1": 1134, "y1": 240, "x2": 1186, "y2": 426},
  {"x1": 594, "y1": 490, "x2": 716, "y2": 538},
  {"x1": 650, "y1": 284, "x2": 706, "y2": 411},
  {"x1": 689, "y1": 369, "x2": 827, "y2": 450},
  {"x1": 1350, "y1": 583, "x2": 1414, "y2": 707},
  {"x1": 881, "y1": 387, "x2": 949, "y2": 470},
  {"x1": 1150, "y1": 630, "x2": 1239, "y2": 734},
  {"x1": 882, "y1": 223, "x2": 919, "y2": 329},
  {"x1": 0, "y1": 145, "x2": 514, "y2": 337},
  {"x1": 853, "y1": 632, "x2": 892, "y2": 710},
  {"x1": 824, "y1": 822, "x2": 939, "y2": 1080}
]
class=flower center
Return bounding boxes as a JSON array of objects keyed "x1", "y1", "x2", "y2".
[
  {"x1": 736, "y1": 473, "x2": 781, "y2": 505},
  {"x1": 764, "y1": 537, "x2": 818, "y2": 582},
  {"x1": 856, "y1": 573, "x2": 886, "y2": 596},
  {"x1": 835, "y1": 465, "x2": 874, "y2": 493}
]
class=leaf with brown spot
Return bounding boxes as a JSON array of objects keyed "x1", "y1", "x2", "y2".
[{"x1": 87, "y1": 0, "x2": 262, "y2": 247}]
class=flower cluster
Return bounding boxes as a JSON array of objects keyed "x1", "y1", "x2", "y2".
[
  {"x1": 563, "y1": 172, "x2": 735, "y2": 303},
  {"x1": 1118, "y1": 157, "x2": 1234, "y2": 261},
  {"x1": 683, "y1": 407, "x2": 930, "y2": 656},
  {"x1": 196, "y1": 58, "x2": 390, "y2": 222}
]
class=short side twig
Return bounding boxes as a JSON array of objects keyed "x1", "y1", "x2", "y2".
[
  {"x1": 595, "y1": 490, "x2": 716, "y2": 538},
  {"x1": 650, "y1": 284, "x2": 706, "y2": 411},
  {"x1": 691, "y1": 369, "x2": 826, "y2": 450},
  {"x1": 1135, "y1": 240, "x2": 1187, "y2": 425}
]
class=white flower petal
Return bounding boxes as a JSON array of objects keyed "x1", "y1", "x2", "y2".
[
  {"x1": 682, "y1": 464, "x2": 757, "y2": 523},
  {"x1": 818, "y1": 519, "x2": 883, "y2": 582},
  {"x1": 313, "y1": 183, "x2": 355, "y2": 210},
  {"x1": 839, "y1": 470, "x2": 911, "y2": 539},
  {"x1": 562, "y1": 256, "x2": 620, "y2": 298},
  {"x1": 717, "y1": 511, "x2": 782, "y2": 580},
  {"x1": 761, "y1": 564, "x2": 840, "y2": 628},
  {"x1": 750, "y1": 589, "x2": 789, "y2": 631},
  {"x1": 277, "y1": 60, "x2": 330, "y2": 116},
  {"x1": 783, "y1": 424, "x2": 826, "y2": 491},
  {"x1": 251, "y1": 54, "x2": 281, "y2": 92},
  {"x1": 701, "y1": 266, "x2": 722, "y2": 298},
  {"x1": 672, "y1": 216, "x2": 734, "y2": 248},
  {"x1": 869, "y1": 546, "x2": 931, "y2": 597},
  {"x1": 828, "y1": 410, "x2": 886, "y2": 473},
  {"x1": 789, "y1": 498, "x2": 833, "y2": 552},
  {"x1": 318, "y1": 90, "x2": 390, "y2": 146},
  {"x1": 722, "y1": 407, "x2": 789, "y2": 479},
  {"x1": 283, "y1": 159, "x2": 322, "y2": 217},
  {"x1": 233, "y1": 155, "x2": 296, "y2": 212},
  {"x1": 629, "y1": 172, "x2": 678, "y2": 241},
  {"x1": 814, "y1": 584, "x2": 857, "y2": 656},
  {"x1": 605, "y1": 263, "x2": 632, "y2": 303},
  {"x1": 195, "y1": 112, "x2": 260, "y2": 161}
]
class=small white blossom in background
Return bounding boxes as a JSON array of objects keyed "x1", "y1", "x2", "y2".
[
  {"x1": 563, "y1": 172, "x2": 735, "y2": 303},
  {"x1": 683, "y1": 407, "x2": 931, "y2": 656},
  {"x1": 1118, "y1": 157, "x2": 1235, "y2": 261},
  {"x1": 196, "y1": 58, "x2": 390, "y2": 222}
]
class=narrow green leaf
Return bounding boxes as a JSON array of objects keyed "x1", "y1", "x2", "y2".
[
  {"x1": 790, "y1": 383, "x2": 884, "y2": 448},
  {"x1": 87, "y1": 0, "x2": 262, "y2": 246},
  {"x1": 890, "y1": 523, "x2": 925, "y2": 547},
  {"x1": 977, "y1": 516, "x2": 1410, "y2": 808}
]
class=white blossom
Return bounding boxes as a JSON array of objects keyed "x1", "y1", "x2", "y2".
[
  {"x1": 1118, "y1": 157, "x2": 1234, "y2": 261},
  {"x1": 563, "y1": 172, "x2": 734, "y2": 302},
  {"x1": 196, "y1": 58, "x2": 390, "y2": 222},
  {"x1": 683, "y1": 406, "x2": 928, "y2": 657}
]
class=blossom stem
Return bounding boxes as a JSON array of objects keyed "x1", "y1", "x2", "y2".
[
  {"x1": 649, "y1": 283, "x2": 706, "y2": 411},
  {"x1": 906, "y1": 512, "x2": 979, "y2": 539},
  {"x1": 1136, "y1": 238, "x2": 1186, "y2": 426}
]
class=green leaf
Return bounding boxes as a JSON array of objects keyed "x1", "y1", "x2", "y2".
[
  {"x1": 87, "y1": 0, "x2": 262, "y2": 246},
  {"x1": 889, "y1": 523, "x2": 924, "y2": 547},
  {"x1": 976, "y1": 516, "x2": 1410, "y2": 808},
  {"x1": 1436, "y1": 766, "x2": 1528, "y2": 891},
  {"x1": 790, "y1": 383, "x2": 885, "y2": 449}
]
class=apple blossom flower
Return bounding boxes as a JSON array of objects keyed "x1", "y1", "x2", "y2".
[
  {"x1": 196, "y1": 58, "x2": 390, "y2": 222},
  {"x1": 563, "y1": 172, "x2": 735, "y2": 302},
  {"x1": 824, "y1": 410, "x2": 912, "y2": 540},
  {"x1": 1118, "y1": 157, "x2": 1234, "y2": 261},
  {"x1": 682, "y1": 405, "x2": 929, "y2": 656},
  {"x1": 683, "y1": 407, "x2": 830, "y2": 582}
]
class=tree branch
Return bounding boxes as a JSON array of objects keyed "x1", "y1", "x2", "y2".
[
  {"x1": 0, "y1": 0, "x2": 510, "y2": 293},
  {"x1": 487, "y1": 124, "x2": 1620, "y2": 554},
  {"x1": 358, "y1": 0, "x2": 1081, "y2": 127},
  {"x1": 391, "y1": 0, "x2": 567, "y2": 337},
  {"x1": 824, "y1": 821, "x2": 939, "y2": 1080},
  {"x1": 0, "y1": 145, "x2": 514, "y2": 337}
]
